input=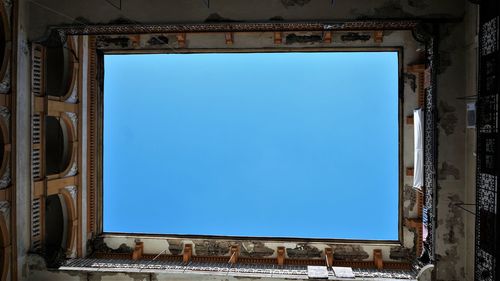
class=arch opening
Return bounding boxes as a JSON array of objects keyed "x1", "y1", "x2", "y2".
[
  {"x1": 45, "y1": 32, "x2": 72, "y2": 98},
  {"x1": 44, "y1": 194, "x2": 67, "y2": 268},
  {"x1": 45, "y1": 116, "x2": 71, "y2": 176}
]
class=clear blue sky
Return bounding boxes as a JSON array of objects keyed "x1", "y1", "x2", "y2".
[{"x1": 103, "y1": 52, "x2": 399, "y2": 240}]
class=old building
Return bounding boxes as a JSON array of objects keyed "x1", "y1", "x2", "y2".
[{"x1": 0, "y1": 0, "x2": 496, "y2": 280}]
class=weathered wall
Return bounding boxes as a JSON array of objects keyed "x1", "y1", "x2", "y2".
[
  {"x1": 15, "y1": 0, "x2": 33, "y2": 280},
  {"x1": 26, "y1": 0, "x2": 465, "y2": 40},
  {"x1": 433, "y1": 0, "x2": 474, "y2": 280},
  {"x1": 463, "y1": 2, "x2": 478, "y2": 281}
]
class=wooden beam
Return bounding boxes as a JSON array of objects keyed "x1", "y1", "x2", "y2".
[
  {"x1": 47, "y1": 176, "x2": 77, "y2": 195},
  {"x1": 274, "y1": 32, "x2": 283, "y2": 44},
  {"x1": 34, "y1": 96, "x2": 44, "y2": 112},
  {"x1": 374, "y1": 31, "x2": 384, "y2": 43},
  {"x1": 406, "y1": 167, "x2": 414, "y2": 177},
  {"x1": 323, "y1": 31, "x2": 332, "y2": 43},
  {"x1": 132, "y1": 241, "x2": 144, "y2": 260},
  {"x1": 176, "y1": 33, "x2": 186, "y2": 48},
  {"x1": 373, "y1": 249, "x2": 383, "y2": 270},
  {"x1": 277, "y1": 246, "x2": 285, "y2": 266},
  {"x1": 225, "y1": 32, "x2": 233, "y2": 45},
  {"x1": 34, "y1": 181, "x2": 45, "y2": 197},
  {"x1": 48, "y1": 100, "x2": 78, "y2": 116},
  {"x1": 229, "y1": 245, "x2": 239, "y2": 264},
  {"x1": 183, "y1": 244, "x2": 192, "y2": 264}
]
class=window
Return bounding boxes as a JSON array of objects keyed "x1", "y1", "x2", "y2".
[{"x1": 103, "y1": 52, "x2": 399, "y2": 240}]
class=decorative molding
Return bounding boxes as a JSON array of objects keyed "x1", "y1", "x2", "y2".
[
  {"x1": 64, "y1": 161, "x2": 78, "y2": 177},
  {"x1": 56, "y1": 20, "x2": 420, "y2": 37},
  {"x1": 0, "y1": 166, "x2": 10, "y2": 189},
  {"x1": 65, "y1": 185, "x2": 77, "y2": 201}
]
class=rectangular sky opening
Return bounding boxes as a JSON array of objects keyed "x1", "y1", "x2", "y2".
[{"x1": 103, "y1": 52, "x2": 399, "y2": 240}]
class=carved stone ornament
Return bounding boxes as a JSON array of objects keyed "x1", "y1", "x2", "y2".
[
  {"x1": 65, "y1": 112, "x2": 78, "y2": 131},
  {"x1": 65, "y1": 84, "x2": 79, "y2": 103},
  {"x1": 64, "y1": 161, "x2": 78, "y2": 177},
  {"x1": 0, "y1": 61, "x2": 10, "y2": 94},
  {"x1": 0, "y1": 166, "x2": 10, "y2": 189},
  {"x1": 0, "y1": 200, "x2": 9, "y2": 215},
  {"x1": 65, "y1": 185, "x2": 77, "y2": 201},
  {"x1": 2, "y1": 0, "x2": 12, "y2": 23},
  {"x1": 0, "y1": 106, "x2": 10, "y2": 120}
]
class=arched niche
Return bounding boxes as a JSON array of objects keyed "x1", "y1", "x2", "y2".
[
  {"x1": 0, "y1": 203, "x2": 10, "y2": 281},
  {"x1": 45, "y1": 116, "x2": 73, "y2": 176},
  {"x1": 44, "y1": 194, "x2": 66, "y2": 267},
  {"x1": 0, "y1": 1, "x2": 11, "y2": 93},
  {"x1": 45, "y1": 32, "x2": 76, "y2": 100},
  {"x1": 0, "y1": 107, "x2": 10, "y2": 188}
]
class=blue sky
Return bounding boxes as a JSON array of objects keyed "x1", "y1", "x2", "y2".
[{"x1": 103, "y1": 52, "x2": 399, "y2": 240}]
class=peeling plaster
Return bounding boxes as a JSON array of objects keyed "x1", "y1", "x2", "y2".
[
  {"x1": 281, "y1": 0, "x2": 312, "y2": 8},
  {"x1": 438, "y1": 100, "x2": 457, "y2": 135},
  {"x1": 240, "y1": 241, "x2": 274, "y2": 258},
  {"x1": 390, "y1": 245, "x2": 413, "y2": 261},
  {"x1": 330, "y1": 244, "x2": 369, "y2": 261},
  {"x1": 404, "y1": 72, "x2": 417, "y2": 93},
  {"x1": 285, "y1": 33, "x2": 322, "y2": 44},
  {"x1": 205, "y1": 13, "x2": 237, "y2": 23},
  {"x1": 438, "y1": 162, "x2": 460, "y2": 180},
  {"x1": 407, "y1": 0, "x2": 429, "y2": 9},
  {"x1": 93, "y1": 237, "x2": 133, "y2": 254},
  {"x1": 194, "y1": 240, "x2": 231, "y2": 256},
  {"x1": 403, "y1": 184, "x2": 417, "y2": 217},
  {"x1": 286, "y1": 243, "x2": 321, "y2": 258},
  {"x1": 443, "y1": 195, "x2": 465, "y2": 244}
]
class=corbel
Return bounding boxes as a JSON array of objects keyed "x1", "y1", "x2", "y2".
[
  {"x1": 274, "y1": 32, "x2": 283, "y2": 44},
  {"x1": 183, "y1": 244, "x2": 193, "y2": 263},
  {"x1": 406, "y1": 167, "x2": 414, "y2": 176},
  {"x1": 406, "y1": 114, "x2": 414, "y2": 125},
  {"x1": 176, "y1": 33, "x2": 186, "y2": 48},
  {"x1": 373, "y1": 249, "x2": 383, "y2": 270},
  {"x1": 130, "y1": 35, "x2": 141, "y2": 48},
  {"x1": 225, "y1": 32, "x2": 234, "y2": 45},
  {"x1": 323, "y1": 31, "x2": 332, "y2": 43},
  {"x1": 229, "y1": 245, "x2": 239, "y2": 264},
  {"x1": 132, "y1": 241, "x2": 144, "y2": 260},
  {"x1": 374, "y1": 30, "x2": 384, "y2": 43},
  {"x1": 325, "y1": 247, "x2": 334, "y2": 268},
  {"x1": 277, "y1": 246, "x2": 286, "y2": 266}
]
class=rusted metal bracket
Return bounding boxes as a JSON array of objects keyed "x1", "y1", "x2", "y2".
[
  {"x1": 277, "y1": 246, "x2": 286, "y2": 266},
  {"x1": 183, "y1": 244, "x2": 193, "y2": 264},
  {"x1": 325, "y1": 247, "x2": 334, "y2": 268},
  {"x1": 274, "y1": 32, "x2": 283, "y2": 44},
  {"x1": 132, "y1": 241, "x2": 144, "y2": 260},
  {"x1": 225, "y1": 32, "x2": 233, "y2": 45},
  {"x1": 229, "y1": 245, "x2": 239, "y2": 264},
  {"x1": 373, "y1": 249, "x2": 383, "y2": 269},
  {"x1": 176, "y1": 33, "x2": 186, "y2": 48},
  {"x1": 374, "y1": 30, "x2": 384, "y2": 43},
  {"x1": 323, "y1": 31, "x2": 332, "y2": 43}
]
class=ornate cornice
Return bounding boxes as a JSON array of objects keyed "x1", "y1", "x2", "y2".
[{"x1": 55, "y1": 20, "x2": 420, "y2": 36}]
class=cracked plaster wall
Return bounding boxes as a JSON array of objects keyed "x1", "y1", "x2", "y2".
[{"x1": 433, "y1": 1, "x2": 476, "y2": 280}]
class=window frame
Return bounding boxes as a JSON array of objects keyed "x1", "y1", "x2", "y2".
[{"x1": 95, "y1": 47, "x2": 405, "y2": 245}]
